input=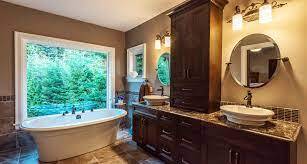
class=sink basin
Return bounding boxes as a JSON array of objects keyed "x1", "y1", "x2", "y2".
[
  {"x1": 220, "y1": 105, "x2": 275, "y2": 126},
  {"x1": 143, "y1": 95, "x2": 169, "y2": 106}
]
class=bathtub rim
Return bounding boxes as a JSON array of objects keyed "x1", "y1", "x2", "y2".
[{"x1": 20, "y1": 108, "x2": 127, "y2": 132}]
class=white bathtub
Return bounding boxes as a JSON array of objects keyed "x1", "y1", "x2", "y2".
[{"x1": 21, "y1": 109, "x2": 127, "y2": 162}]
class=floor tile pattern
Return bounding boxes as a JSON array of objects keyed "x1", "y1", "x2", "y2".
[{"x1": 0, "y1": 130, "x2": 163, "y2": 164}]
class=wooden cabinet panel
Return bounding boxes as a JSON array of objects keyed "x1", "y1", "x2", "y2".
[
  {"x1": 159, "y1": 138, "x2": 177, "y2": 164},
  {"x1": 133, "y1": 105, "x2": 297, "y2": 164},
  {"x1": 178, "y1": 146, "x2": 201, "y2": 164},
  {"x1": 143, "y1": 115, "x2": 159, "y2": 153},
  {"x1": 133, "y1": 106, "x2": 158, "y2": 154},
  {"x1": 171, "y1": 13, "x2": 187, "y2": 83},
  {"x1": 170, "y1": 0, "x2": 223, "y2": 113},
  {"x1": 202, "y1": 136, "x2": 229, "y2": 164},
  {"x1": 203, "y1": 123, "x2": 296, "y2": 164},
  {"x1": 132, "y1": 113, "x2": 143, "y2": 144}
]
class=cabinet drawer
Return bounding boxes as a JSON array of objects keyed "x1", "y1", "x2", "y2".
[
  {"x1": 159, "y1": 112, "x2": 176, "y2": 124},
  {"x1": 134, "y1": 106, "x2": 158, "y2": 118},
  {"x1": 160, "y1": 123, "x2": 176, "y2": 142},
  {"x1": 172, "y1": 96, "x2": 207, "y2": 110},
  {"x1": 159, "y1": 112, "x2": 176, "y2": 142},
  {"x1": 178, "y1": 115, "x2": 201, "y2": 132},
  {"x1": 177, "y1": 130, "x2": 201, "y2": 150},
  {"x1": 178, "y1": 146, "x2": 201, "y2": 164},
  {"x1": 159, "y1": 138, "x2": 177, "y2": 164},
  {"x1": 172, "y1": 83, "x2": 206, "y2": 97}
]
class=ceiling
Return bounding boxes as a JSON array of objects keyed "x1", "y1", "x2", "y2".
[{"x1": 2, "y1": 0, "x2": 186, "y2": 32}]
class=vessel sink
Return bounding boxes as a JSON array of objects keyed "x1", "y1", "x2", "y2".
[
  {"x1": 143, "y1": 95, "x2": 169, "y2": 106},
  {"x1": 220, "y1": 105, "x2": 275, "y2": 126}
]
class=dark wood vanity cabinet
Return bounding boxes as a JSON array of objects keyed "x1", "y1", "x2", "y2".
[
  {"x1": 169, "y1": 0, "x2": 228, "y2": 113},
  {"x1": 133, "y1": 105, "x2": 297, "y2": 164},
  {"x1": 202, "y1": 123, "x2": 297, "y2": 164},
  {"x1": 132, "y1": 107, "x2": 159, "y2": 154},
  {"x1": 133, "y1": 106, "x2": 202, "y2": 164}
]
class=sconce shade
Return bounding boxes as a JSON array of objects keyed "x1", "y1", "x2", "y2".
[
  {"x1": 164, "y1": 36, "x2": 171, "y2": 47},
  {"x1": 232, "y1": 13, "x2": 243, "y2": 31},
  {"x1": 155, "y1": 39, "x2": 161, "y2": 49},
  {"x1": 259, "y1": 3, "x2": 272, "y2": 24}
]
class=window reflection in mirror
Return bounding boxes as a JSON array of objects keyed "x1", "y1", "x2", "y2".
[
  {"x1": 157, "y1": 52, "x2": 170, "y2": 86},
  {"x1": 127, "y1": 44, "x2": 146, "y2": 82}
]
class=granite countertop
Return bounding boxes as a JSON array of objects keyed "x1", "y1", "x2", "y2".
[{"x1": 133, "y1": 102, "x2": 301, "y2": 142}]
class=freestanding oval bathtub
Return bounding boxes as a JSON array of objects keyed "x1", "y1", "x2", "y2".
[{"x1": 21, "y1": 109, "x2": 127, "y2": 162}]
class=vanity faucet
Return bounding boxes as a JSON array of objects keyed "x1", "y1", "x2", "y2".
[
  {"x1": 157, "y1": 86, "x2": 164, "y2": 96},
  {"x1": 244, "y1": 90, "x2": 253, "y2": 108}
]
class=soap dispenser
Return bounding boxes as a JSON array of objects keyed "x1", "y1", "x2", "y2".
[{"x1": 138, "y1": 79, "x2": 151, "y2": 102}]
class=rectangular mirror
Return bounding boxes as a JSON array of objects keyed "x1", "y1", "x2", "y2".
[{"x1": 127, "y1": 43, "x2": 146, "y2": 82}]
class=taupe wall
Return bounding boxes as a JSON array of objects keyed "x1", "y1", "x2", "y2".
[
  {"x1": 125, "y1": 0, "x2": 307, "y2": 163},
  {"x1": 222, "y1": 0, "x2": 306, "y2": 163},
  {"x1": 125, "y1": 12, "x2": 171, "y2": 95},
  {"x1": 0, "y1": 1, "x2": 126, "y2": 96}
]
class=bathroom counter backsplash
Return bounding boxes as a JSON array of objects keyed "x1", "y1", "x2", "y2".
[{"x1": 133, "y1": 102, "x2": 301, "y2": 142}]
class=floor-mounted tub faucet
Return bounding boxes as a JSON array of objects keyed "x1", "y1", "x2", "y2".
[
  {"x1": 244, "y1": 90, "x2": 253, "y2": 108},
  {"x1": 72, "y1": 105, "x2": 77, "y2": 114}
]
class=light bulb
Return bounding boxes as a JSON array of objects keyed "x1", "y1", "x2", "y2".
[
  {"x1": 155, "y1": 35, "x2": 162, "y2": 49},
  {"x1": 155, "y1": 39, "x2": 161, "y2": 49},
  {"x1": 250, "y1": 48, "x2": 262, "y2": 52},
  {"x1": 164, "y1": 36, "x2": 171, "y2": 47},
  {"x1": 232, "y1": 13, "x2": 243, "y2": 31},
  {"x1": 259, "y1": 3, "x2": 272, "y2": 24}
]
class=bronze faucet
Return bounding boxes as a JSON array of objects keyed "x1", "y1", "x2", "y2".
[
  {"x1": 244, "y1": 90, "x2": 253, "y2": 108},
  {"x1": 157, "y1": 86, "x2": 164, "y2": 96}
]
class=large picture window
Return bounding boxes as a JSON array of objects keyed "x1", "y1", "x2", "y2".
[{"x1": 15, "y1": 32, "x2": 115, "y2": 125}]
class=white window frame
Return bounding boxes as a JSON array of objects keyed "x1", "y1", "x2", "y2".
[{"x1": 14, "y1": 32, "x2": 115, "y2": 127}]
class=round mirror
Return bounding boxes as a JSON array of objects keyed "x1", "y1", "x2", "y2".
[
  {"x1": 229, "y1": 34, "x2": 281, "y2": 88},
  {"x1": 157, "y1": 53, "x2": 170, "y2": 86}
]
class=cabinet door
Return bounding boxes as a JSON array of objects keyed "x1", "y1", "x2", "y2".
[
  {"x1": 240, "y1": 149, "x2": 277, "y2": 164},
  {"x1": 171, "y1": 13, "x2": 187, "y2": 82},
  {"x1": 143, "y1": 116, "x2": 159, "y2": 153},
  {"x1": 132, "y1": 113, "x2": 143, "y2": 144},
  {"x1": 183, "y1": 4, "x2": 210, "y2": 82},
  {"x1": 203, "y1": 136, "x2": 230, "y2": 164}
]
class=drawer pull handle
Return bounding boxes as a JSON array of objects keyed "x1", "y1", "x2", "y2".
[
  {"x1": 235, "y1": 152, "x2": 239, "y2": 164},
  {"x1": 182, "y1": 138, "x2": 193, "y2": 144},
  {"x1": 162, "y1": 129, "x2": 172, "y2": 135},
  {"x1": 181, "y1": 121, "x2": 192, "y2": 127},
  {"x1": 182, "y1": 158, "x2": 190, "y2": 164},
  {"x1": 161, "y1": 148, "x2": 171, "y2": 155},
  {"x1": 228, "y1": 149, "x2": 232, "y2": 164},
  {"x1": 182, "y1": 88, "x2": 192, "y2": 91}
]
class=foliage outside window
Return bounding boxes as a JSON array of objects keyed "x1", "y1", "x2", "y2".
[
  {"x1": 135, "y1": 54, "x2": 143, "y2": 76},
  {"x1": 26, "y1": 43, "x2": 107, "y2": 117}
]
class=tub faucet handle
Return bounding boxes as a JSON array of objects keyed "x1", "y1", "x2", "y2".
[
  {"x1": 76, "y1": 114, "x2": 81, "y2": 119},
  {"x1": 82, "y1": 109, "x2": 85, "y2": 113}
]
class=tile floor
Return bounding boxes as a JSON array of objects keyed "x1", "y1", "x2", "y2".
[{"x1": 0, "y1": 130, "x2": 163, "y2": 164}]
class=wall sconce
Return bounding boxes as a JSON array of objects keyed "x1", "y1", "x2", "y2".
[
  {"x1": 232, "y1": 6, "x2": 243, "y2": 31},
  {"x1": 155, "y1": 35, "x2": 162, "y2": 49},
  {"x1": 155, "y1": 31, "x2": 171, "y2": 49},
  {"x1": 228, "y1": 0, "x2": 287, "y2": 31},
  {"x1": 259, "y1": 0, "x2": 273, "y2": 24}
]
